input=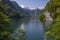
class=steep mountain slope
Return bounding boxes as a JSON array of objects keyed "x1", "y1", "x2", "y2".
[
  {"x1": 1, "y1": 0, "x2": 43, "y2": 18},
  {"x1": 1, "y1": 0, "x2": 30, "y2": 18},
  {"x1": 42, "y1": 0, "x2": 60, "y2": 40},
  {"x1": 23, "y1": 8, "x2": 43, "y2": 17},
  {"x1": 32, "y1": 8, "x2": 43, "y2": 15},
  {"x1": 23, "y1": 8, "x2": 33, "y2": 15},
  {"x1": 1, "y1": 0, "x2": 15, "y2": 8},
  {"x1": 11, "y1": 1, "x2": 30, "y2": 16},
  {"x1": 11, "y1": 1, "x2": 24, "y2": 13}
]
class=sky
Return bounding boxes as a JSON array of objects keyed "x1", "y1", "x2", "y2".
[{"x1": 13, "y1": 0, "x2": 49, "y2": 9}]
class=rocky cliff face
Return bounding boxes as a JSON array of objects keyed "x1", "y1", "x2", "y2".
[{"x1": 44, "y1": 11, "x2": 53, "y2": 30}]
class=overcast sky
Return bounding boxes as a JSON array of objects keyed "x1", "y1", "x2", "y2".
[{"x1": 14, "y1": 0, "x2": 49, "y2": 9}]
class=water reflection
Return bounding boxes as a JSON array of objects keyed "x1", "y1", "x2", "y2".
[
  {"x1": 23, "y1": 18, "x2": 44, "y2": 40},
  {"x1": 20, "y1": 23, "x2": 25, "y2": 30},
  {"x1": 10, "y1": 17, "x2": 44, "y2": 40}
]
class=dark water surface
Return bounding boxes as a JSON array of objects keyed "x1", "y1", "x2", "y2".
[
  {"x1": 11, "y1": 17, "x2": 44, "y2": 40},
  {"x1": 19, "y1": 17, "x2": 44, "y2": 40}
]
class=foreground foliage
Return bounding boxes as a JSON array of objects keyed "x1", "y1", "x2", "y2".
[
  {"x1": 44, "y1": 0, "x2": 60, "y2": 40},
  {"x1": 0, "y1": 0, "x2": 25, "y2": 40}
]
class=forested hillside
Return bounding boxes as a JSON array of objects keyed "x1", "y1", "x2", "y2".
[
  {"x1": 0, "y1": 0, "x2": 25, "y2": 40},
  {"x1": 44, "y1": 0, "x2": 60, "y2": 40}
]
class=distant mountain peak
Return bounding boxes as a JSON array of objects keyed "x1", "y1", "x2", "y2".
[{"x1": 20, "y1": 5, "x2": 30, "y2": 9}]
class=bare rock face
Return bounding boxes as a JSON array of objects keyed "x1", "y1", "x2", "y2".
[{"x1": 44, "y1": 11, "x2": 53, "y2": 30}]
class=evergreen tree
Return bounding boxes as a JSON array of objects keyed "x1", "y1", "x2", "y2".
[{"x1": 44, "y1": 0, "x2": 60, "y2": 40}]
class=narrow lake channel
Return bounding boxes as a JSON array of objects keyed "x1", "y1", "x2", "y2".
[
  {"x1": 10, "y1": 18, "x2": 44, "y2": 40},
  {"x1": 18, "y1": 17, "x2": 44, "y2": 40}
]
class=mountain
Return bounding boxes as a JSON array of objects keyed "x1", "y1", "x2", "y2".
[
  {"x1": 1, "y1": 0, "x2": 16, "y2": 13},
  {"x1": 1, "y1": 0, "x2": 30, "y2": 19},
  {"x1": 32, "y1": 8, "x2": 43, "y2": 15},
  {"x1": 11, "y1": 1, "x2": 30, "y2": 16},
  {"x1": 23, "y1": 8, "x2": 33, "y2": 15},
  {"x1": 23, "y1": 8, "x2": 43, "y2": 17},
  {"x1": 11, "y1": 1, "x2": 24, "y2": 13},
  {"x1": 1, "y1": 0, "x2": 43, "y2": 18}
]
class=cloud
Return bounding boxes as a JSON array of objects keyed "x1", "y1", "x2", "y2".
[
  {"x1": 29, "y1": 8, "x2": 36, "y2": 10},
  {"x1": 38, "y1": 7, "x2": 44, "y2": 10},
  {"x1": 19, "y1": 4, "x2": 44, "y2": 10},
  {"x1": 19, "y1": 5, "x2": 25, "y2": 8},
  {"x1": 29, "y1": 7, "x2": 44, "y2": 10}
]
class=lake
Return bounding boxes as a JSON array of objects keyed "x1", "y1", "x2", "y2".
[{"x1": 11, "y1": 17, "x2": 44, "y2": 40}]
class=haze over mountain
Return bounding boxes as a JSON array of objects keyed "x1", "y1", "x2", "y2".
[
  {"x1": 11, "y1": 0, "x2": 43, "y2": 16},
  {"x1": 1, "y1": 0, "x2": 31, "y2": 18},
  {"x1": 1, "y1": 0, "x2": 43, "y2": 18}
]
